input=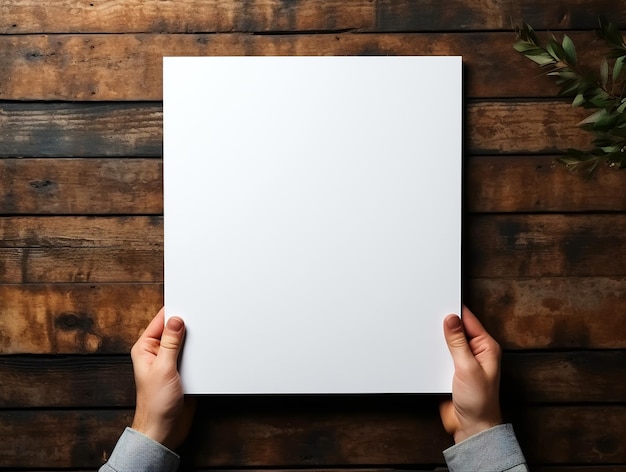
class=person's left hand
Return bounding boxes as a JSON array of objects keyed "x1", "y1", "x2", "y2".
[{"x1": 130, "y1": 307, "x2": 195, "y2": 450}]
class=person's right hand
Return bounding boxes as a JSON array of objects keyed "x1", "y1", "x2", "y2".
[
  {"x1": 439, "y1": 306, "x2": 503, "y2": 444},
  {"x1": 130, "y1": 307, "x2": 195, "y2": 450}
]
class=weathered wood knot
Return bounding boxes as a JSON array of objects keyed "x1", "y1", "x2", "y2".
[{"x1": 54, "y1": 312, "x2": 94, "y2": 332}]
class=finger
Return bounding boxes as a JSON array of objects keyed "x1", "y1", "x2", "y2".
[
  {"x1": 139, "y1": 307, "x2": 166, "y2": 342},
  {"x1": 462, "y1": 306, "x2": 502, "y2": 360},
  {"x1": 443, "y1": 314, "x2": 477, "y2": 370},
  {"x1": 460, "y1": 306, "x2": 490, "y2": 339},
  {"x1": 157, "y1": 316, "x2": 185, "y2": 365},
  {"x1": 131, "y1": 307, "x2": 165, "y2": 359}
]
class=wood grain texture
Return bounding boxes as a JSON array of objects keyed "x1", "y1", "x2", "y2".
[
  {"x1": 0, "y1": 158, "x2": 161, "y2": 214},
  {"x1": 0, "y1": 101, "x2": 591, "y2": 157},
  {"x1": 467, "y1": 155, "x2": 626, "y2": 213},
  {"x1": 0, "y1": 277, "x2": 624, "y2": 354},
  {"x1": 0, "y1": 409, "x2": 131, "y2": 468},
  {"x1": 469, "y1": 277, "x2": 626, "y2": 350},
  {"x1": 2, "y1": 350, "x2": 624, "y2": 408},
  {"x1": 0, "y1": 0, "x2": 375, "y2": 34},
  {"x1": 467, "y1": 214, "x2": 626, "y2": 277},
  {"x1": 0, "y1": 356, "x2": 134, "y2": 408},
  {"x1": 0, "y1": 283, "x2": 163, "y2": 354},
  {"x1": 0, "y1": 102, "x2": 162, "y2": 157},
  {"x1": 1, "y1": 214, "x2": 626, "y2": 282},
  {"x1": 1, "y1": 0, "x2": 624, "y2": 34},
  {"x1": 502, "y1": 350, "x2": 626, "y2": 403},
  {"x1": 516, "y1": 407, "x2": 626, "y2": 464},
  {"x1": 375, "y1": 0, "x2": 626, "y2": 32},
  {"x1": 2, "y1": 156, "x2": 625, "y2": 215},
  {"x1": 0, "y1": 406, "x2": 624, "y2": 467},
  {"x1": 0, "y1": 216, "x2": 162, "y2": 248},
  {"x1": 0, "y1": 32, "x2": 602, "y2": 100},
  {"x1": 0, "y1": 247, "x2": 162, "y2": 282}
]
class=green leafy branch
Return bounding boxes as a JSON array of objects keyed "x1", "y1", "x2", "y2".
[{"x1": 514, "y1": 17, "x2": 626, "y2": 174}]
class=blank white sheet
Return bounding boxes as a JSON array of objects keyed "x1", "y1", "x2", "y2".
[{"x1": 163, "y1": 56, "x2": 462, "y2": 394}]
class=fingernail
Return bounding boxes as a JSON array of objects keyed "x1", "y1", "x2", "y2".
[
  {"x1": 445, "y1": 315, "x2": 462, "y2": 331},
  {"x1": 167, "y1": 317, "x2": 184, "y2": 333}
]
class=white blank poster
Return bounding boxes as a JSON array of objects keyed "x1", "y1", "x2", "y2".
[{"x1": 164, "y1": 56, "x2": 462, "y2": 394}]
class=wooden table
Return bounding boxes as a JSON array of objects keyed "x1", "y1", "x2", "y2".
[{"x1": 1, "y1": 1, "x2": 625, "y2": 469}]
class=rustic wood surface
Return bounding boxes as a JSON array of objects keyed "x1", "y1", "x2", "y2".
[
  {"x1": 1, "y1": 350, "x2": 624, "y2": 408},
  {"x1": 1, "y1": 405, "x2": 625, "y2": 467},
  {"x1": 0, "y1": 101, "x2": 592, "y2": 157},
  {"x1": 0, "y1": 32, "x2": 611, "y2": 101},
  {"x1": 1, "y1": 0, "x2": 625, "y2": 470},
  {"x1": 1, "y1": 0, "x2": 624, "y2": 33},
  {"x1": 1, "y1": 157, "x2": 625, "y2": 214},
  {"x1": 1, "y1": 278, "x2": 625, "y2": 353}
]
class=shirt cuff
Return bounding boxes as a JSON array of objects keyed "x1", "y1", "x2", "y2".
[
  {"x1": 443, "y1": 424, "x2": 527, "y2": 472},
  {"x1": 104, "y1": 427, "x2": 180, "y2": 472}
]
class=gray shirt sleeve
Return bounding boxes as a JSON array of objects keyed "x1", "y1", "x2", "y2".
[
  {"x1": 99, "y1": 427, "x2": 180, "y2": 472},
  {"x1": 443, "y1": 424, "x2": 528, "y2": 472}
]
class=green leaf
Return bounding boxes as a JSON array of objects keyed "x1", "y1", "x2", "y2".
[
  {"x1": 553, "y1": 70, "x2": 578, "y2": 80},
  {"x1": 594, "y1": 113, "x2": 619, "y2": 130},
  {"x1": 562, "y1": 35, "x2": 577, "y2": 64},
  {"x1": 546, "y1": 39, "x2": 566, "y2": 61},
  {"x1": 587, "y1": 90, "x2": 613, "y2": 108},
  {"x1": 525, "y1": 53, "x2": 556, "y2": 66},
  {"x1": 613, "y1": 56, "x2": 625, "y2": 82},
  {"x1": 579, "y1": 109, "x2": 608, "y2": 126},
  {"x1": 572, "y1": 93, "x2": 586, "y2": 107},
  {"x1": 519, "y1": 23, "x2": 540, "y2": 45},
  {"x1": 601, "y1": 58, "x2": 609, "y2": 88},
  {"x1": 558, "y1": 79, "x2": 580, "y2": 96},
  {"x1": 513, "y1": 41, "x2": 540, "y2": 53},
  {"x1": 599, "y1": 15, "x2": 626, "y2": 48}
]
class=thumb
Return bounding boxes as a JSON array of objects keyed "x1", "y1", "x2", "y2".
[
  {"x1": 158, "y1": 316, "x2": 185, "y2": 365},
  {"x1": 443, "y1": 314, "x2": 476, "y2": 370}
]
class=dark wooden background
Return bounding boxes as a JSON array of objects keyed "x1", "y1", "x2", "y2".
[{"x1": 1, "y1": 1, "x2": 626, "y2": 470}]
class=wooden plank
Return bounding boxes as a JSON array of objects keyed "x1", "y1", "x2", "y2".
[
  {"x1": 0, "y1": 356, "x2": 134, "y2": 408},
  {"x1": 2, "y1": 156, "x2": 626, "y2": 216},
  {"x1": 0, "y1": 277, "x2": 624, "y2": 354},
  {"x1": 0, "y1": 102, "x2": 162, "y2": 157},
  {"x1": 0, "y1": 283, "x2": 162, "y2": 354},
  {"x1": 0, "y1": 406, "x2": 624, "y2": 467},
  {"x1": 6, "y1": 214, "x2": 621, "y2": 282},
  {"x1": 376, "y1": 0, "x2": 626, "y2": 32},
  {"x1": 2, "y1": 350, "x2": 624, "y2": 408},
  {"x1": 2, "y1": 1, "x2": 624, "y2": 34},
  {"x1": 1, "y1": 156, "x2": 625, "y2": 215},
  {"x1": 0, "y1": 0, "x2": 375, "y2": 34},
  {"x1": 0, "y1": 247, "x2": 162, "y2": 283},
  {"x1": 0, "y1": 158, "x2": 161, "y2": 215},
  {"x1": 467, "y1": 101, "x2": 590, "y2": 154},
  {"x1": 468, "y1": 277, "x2": 626, "y2": 350},
  {"x1": 0, "y1": 32, "x2": 600, "y2": 101},
  {"x1": 467, "y1": 214, "x2": 626, "y2": 278},
  {"x1": 501, "y1": 351, "x2": 626, "y2": 403},
  {"x1": 516, "y1": 407, "x2": 626, "y2": 464},
  {"x1": 467, "y1": 155, "x2": 626, "y2": 213},
  {"x1": 0, "y1": 101, "x2": 591, "y2": 157},
  {"x1": 0, "y1": 409, "x2": 131, "y2": 468},
  {"x1": 2, "y1": 215, "x2": 626, "y2": 283},
  {"x1": 0, "y1": 216, "x2": 162, "y2": 248}
]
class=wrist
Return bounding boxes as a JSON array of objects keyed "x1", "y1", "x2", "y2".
[
  {"x1": 453, "y1": 419, "x2": 502, "y2": 444},
  {"x1": 131, "y1": 409, "x2": 170, "y2": 448}
]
